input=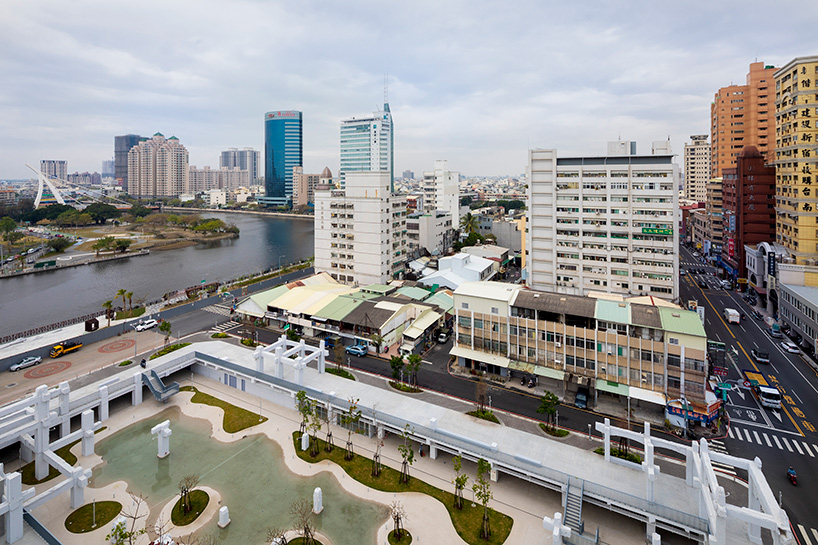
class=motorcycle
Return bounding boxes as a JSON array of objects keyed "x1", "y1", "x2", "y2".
[
  {"x1": 787, "y1": 468, "x2": 797, "y2": 486},
  {"x1": 528, "y1": 379, "x2": 535, "y2": 388},
  {"x1": 521, "y1": 377, "x2": 526, "y2": 385}
]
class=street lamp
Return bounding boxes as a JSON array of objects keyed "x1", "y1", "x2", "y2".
[
  {"x1": 128, "y1": 323, "x2": 138, "y2": 360},
  {"x1": 278, "y1": 255, "x2": 285, "y2": 277}
]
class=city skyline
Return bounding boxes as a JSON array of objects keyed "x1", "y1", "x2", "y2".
[{"x1": 1, "y1": 1, "x2": 816, "y2": 179}]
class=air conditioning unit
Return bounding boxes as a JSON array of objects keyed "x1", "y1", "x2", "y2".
[
  {"x1": 555, "y1": 342, "x2": 562, "y2": 347},
  {"x1": 600, "y1": 366, "x2": 607, "y2": 374}
]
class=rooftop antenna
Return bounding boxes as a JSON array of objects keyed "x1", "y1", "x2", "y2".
[{"x1": 384, "y1": 73, "x2": 389, "y2": 104}]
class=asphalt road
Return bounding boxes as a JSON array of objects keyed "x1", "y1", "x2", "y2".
[{"x1": 679, "y1": 244, "x2": 818, "y2": 541}]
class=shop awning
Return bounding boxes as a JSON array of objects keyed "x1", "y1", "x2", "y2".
[
  {"x1": 507, "y1": 360, "x2": 566, "y2": 380},
  {"x1": 629, "y1": 387, "x2": 667, "y2": 406},
  {"x1": 595, "y1": 379, "x2": 629, "y2": 396},
  {"x1": 752, "y1": 285, "x2": 767, "y2": 295},
  {"x1": 450, "y1": 346, "x2": 510, "y2": 368}
]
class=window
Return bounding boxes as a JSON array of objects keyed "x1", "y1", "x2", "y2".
[
  {"x1": 491, "y1": 307, "x2": 499, "y2": 314},
  {"x1": 461, "y1": 302, "x2": 469, "y2": 310}
]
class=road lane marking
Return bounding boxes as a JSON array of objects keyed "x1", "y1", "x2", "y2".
[
  {"x1": 763, "y1": 433, "x2": 772, "y2": 447},
  {"x1": 791, "y1": 388, "x2": 804, "y2": 404},
  {"x1": 733, "y1": 428, "x2": 743, "y2": 440},
  {"x1": 812, "y1": 527, "x2": 818, "y2": 543},
  {"x1": 727, "y1": 427, "x2": 734, "y2": 439},
  {"x1": 752, "y1": 430, "x2": 762, "y2": 444},
  {"x1": 780, "y1": 405, "x2": 805, "y2": 437},
  {"x1": 803, "y1": 442, "x2": 815, "y2": 457},
  {"x1": 793, "y1": 440, "x2": 804, "y2": 455},
  {"x1": 773, "y1": 435, "x2": 783, "y2": 449},
  {"x1": 744, "y1": 429, "x2": 753, "y2": 442},
  {"x1": 782, "y1": 437, "x2": 794, "y2": 452},
  {"x1": 799, "y1": 525, "x2": 813, "y2": 545}
]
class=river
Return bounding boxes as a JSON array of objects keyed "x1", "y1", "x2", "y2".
[{"x1": 0, "y1": 212, "x2": 314, "y2": 338}]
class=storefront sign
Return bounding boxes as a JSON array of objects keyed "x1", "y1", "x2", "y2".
[
  {"x1": 768, "y1": 253, "x2": 776, "y2": 277},
  {"x1": 641, "y1": 227, "x2": 673, "y2": 235}
]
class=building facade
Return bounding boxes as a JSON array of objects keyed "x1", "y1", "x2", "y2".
[
  {"x1": 261, "y1": 110, "x2": 302, "y2": 208},
  {"x1": 101, "y1": 160, "x2": 115, "y2": 180},
  {"x1": 292, "y1": 166, "x2": 331, "y2": 209},
  {"x1": 421, "y1": 160, "x2": 461, "y2": 226},
  {"x1": 527, "y1": 141, "x2": 679, "y2": 301},
  {"x1": 220, "y1": 147, "x2": 260, "y2": 184},
  {"x1": 683, "y1": 135, "x2": 710, "y2": 202},
  {"x1": 452, "y1": 282, "x2": 708, "y2": 411},
  {"x1": 704, "y1": 178, "x2": 724, "y2": 259},
  {"x1": 406, "y1": 211, "x2": 454, "y2": 258},
  {"x1": 39, "y1": 160, "x2": 67, "y2": 183},
  {"x1": 127, "y1": 133, "x2": 189, "y2": 198},
  {"x1": 114, "y1": 134, "x2": 144, "y2": 192},
  {"x1": 314, "y1": 172, "x2": 407, "y2": 286},
  {"x1": 340, "y1": 102, "x2": 394, "y2": 190},
  {"x1": 710, "y1": 61, "x2": 777, "y2": 178}
]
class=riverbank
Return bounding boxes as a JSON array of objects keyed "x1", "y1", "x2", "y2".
[
  {"x1": 0, "y1": 249, "x2": 151, "y2": 279},
  {"x1": 162, "y1": 206, "x2": 314, "y2": 220}
]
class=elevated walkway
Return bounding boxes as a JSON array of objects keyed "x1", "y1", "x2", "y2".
[{"x1": 141, "y1": 370, "x2": 179, "y2": 402}]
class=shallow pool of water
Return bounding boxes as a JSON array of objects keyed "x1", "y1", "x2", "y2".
[{"x1": 92, "y1": 408, "x2": 388, "y2": 544}]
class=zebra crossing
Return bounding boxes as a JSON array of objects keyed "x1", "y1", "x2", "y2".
[
  {"x1": 706, "y1": 440, "x2": 736, "y2": 476},
  {"x1": 798, "y1": 524, "x2": 818, "y2": 545},
  {"x1": 211, "y1": 320, "x2": 240, "y2": 333},
  {"x1": 727, "y1": 426, "x2": 817, "y2": 458},
  {"x1": 202, "y1": 304, "x2": 234, "y2": 317}
]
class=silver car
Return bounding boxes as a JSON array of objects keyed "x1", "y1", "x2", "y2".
[{"x1": 10, "y1": 356, "x2": 42, "y2": 371}]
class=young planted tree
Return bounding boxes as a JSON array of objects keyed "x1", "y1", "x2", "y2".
[
  {"x1": 452, "y1": 454, "x2": 469, "y2": 510},
  {"x1": 333, "y1": 343, "x2": 345, "y2": 370},
  {"x1": 295, "y1": 390, "x2": 312, "y2": 436},
  {"x1": 158, "y1": 320, "x2": 172, "y2": 346},
  {"x1": 397, "y1": 424, "x2": 415, "y2": 484},
  {"x1": 389, "y1": 355, "x2": 405, "y2": 384},
  {"x1": 177, "y1": 474, "x2": 200, "y2": 515},
  {"x1": 322, "y1": 402, "x2": 334, "y2": 452},
  {"x1": 475, "y1": 380, "x2": 488, "y2": 414},
  {"x1": 266, "y1": 527, "x2": 288, "y2": 545},
  {"x1": 472, "y1": 458, "x2": 494, "y2": 539},
  {"x1": 105, "y1": 493, "x2": 148, "y2": 545},
  {"x1": 290, "y1": 498, "x2": 316, "y2": 545},
  {"x1": 406, "y1": 353, "x2": 422, "y2": 388},
  {"x1": 339, "y1": 397, "x2": 362, "y2": 461},
  {"x1": 369, "y1": 333, "x2": 384, "y2": 353},
  {"x1": 537, "y1": 391, "x2": 560, "y2": 431},
  {"x1": 308, "y1": 400, "x2": 323, "y2": 456},
  {"x1": 114, "y1": 238, "x2": 132, "y2": 253},
  {"x1": 390, "y1": 501, "x2": 407, "y2": 540}
]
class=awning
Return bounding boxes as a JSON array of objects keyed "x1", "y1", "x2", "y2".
[
  {"x1": 595, "y1": 379, "x2": 629, "y2": 396},
  {"x1": 450, "y1": 346, "x2": 510, "y2": 368},
  {"x1": 534, "y1": 366, "x2": 565, "y2": 380},
  {"x1": 752, "y1": 285, "x2": 767, "y2": 295},
  {"x1": 629, "y1": 387, "x2": 667, "y2": 406}
]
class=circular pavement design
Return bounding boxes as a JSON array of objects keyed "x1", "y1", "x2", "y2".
[
  {"x1": 98, "y1": 339, "x2": 135, "y2": 353},
  {"x1": 24, "y1": 361, "x2": 71, "y2": 379}
]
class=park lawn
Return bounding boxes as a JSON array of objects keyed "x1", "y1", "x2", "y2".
[
  {"x1": 180, "y1": 386, "x2": 267, "y2": 433},
  {"x1": 64, "y1": 501, "x2": 121, "y2": 533},
  {"x1": 150, "y1": 343, "x2": 191, "y2": 360},
  {"x1": 292, "y1": 433, "x2": 513, "y2": 545},
  {"x1": 171, "y1": 489, "x2": 209, "y2": 526},
  {"x1": 326, "y1": 368, "x2": 355, "y2": 380}
]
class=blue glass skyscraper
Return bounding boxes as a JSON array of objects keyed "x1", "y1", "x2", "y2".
[{"x1": 260, "y1": 110, "x2": 302, "y2": 208}]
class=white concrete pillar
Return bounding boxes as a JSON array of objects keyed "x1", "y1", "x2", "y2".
[
  {"x1": 602, "y1": 418, "x2": 611, "y2": 462},
  {"x1": 651, "y1": 531, "x2": 661, "y2": 545},
  {"x1": 275, "y1": 346, "x2": 284, "y2": 379},
  {"x1": 218, "y1": 506, "x2": 231, "y2": 528},
  {"x1": 747, "y1": 458, "x2": 762, "y2": 544},
  {"x1": 715, "y1": 486, "x2": 728, "y2": 545},
  {"x1": 543, "y1": 512, "x2": 571, "y2": 545},
  {"x1": 4, "y1": 473, "x2": 24, "y2": 544},
  {"x1": 70, "y1": 468, "x2": 88, "y2": 509},
  {"x1": 132, "y1": 373, "x2": 143, "y2": 406},
  {"x1": 99, "y1": 385, "x2": 110, "y2": 421},
  {"x1": 313, "y1": 487, "x2": 323, "y2": 514},
  {"x1": 318, "y1": 340, "x2": 326, "y2": 374},
  {"x1": 646, "y1": 516, "x2": 657, "y2": 541},
  {"x1": 81, "y1": 409, "x2": 95, "y2": 457},
  {"x1": 685, "y1": 441, "x2": 697, "y2": 486},
  {"x1": 150, "y1": 420, "x2": 171, "y2": 458},
  {"x1": 59, "y1": 382, "x2": 71, "y2": 437},
  {"x1": 254, "y1": 345, "x2": 264, "y2": 373},
  {"x1": 429, "y1": 444, "x2": 438, "y2": 460},
  {"x1": 295, "y1": 362, "x2": 305, "y2": 386},
  {"x1": 34, "y1": 421, "x2": 49, "y2": 481},
  {"x1": 301, "y1": 433, "x2": 309, "y2": 451}
]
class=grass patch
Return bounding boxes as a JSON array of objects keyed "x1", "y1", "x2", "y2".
[
  {"x1": 240, "y1": 338, "x2": 259, "y2": 347},
  {"x1": 21, "y1": 427, "x2": 106, "y2": 485},
  {"x1": 171, "y1": 489, "x2": 209, "y2": 526},
  {"x1": 232, "y1": 262, "x2": 313, "y2": 288},
  {"x1": 326, "y1": 368, "x2": 356, "y2": 380},
  {"x1": 211, "y1": 332, "x2": 229, "y2": 338},
  {"x1": 389, "y1": 529, "x2": 413, "y2": 544},
  {"x1": 539, "y1": 423, "x2": 569, "y2": 437},
  {"x1": 115, "y1": 307, "x2": 145, "y2": 320},
  {"x1": 150, "y1": 343, "x2": 191, "y2": 360},
  {"x1": 65, "y1": 501, "x2": 121, "y2": 533},
  {"x1": 467, "y1": 410, "x2": 500, "y2": 424},
  {"x1": 389, "y1": 381, "x2": 422, "y2": 393},
  {"x1": 180, "y1": 386, "x2": 267, "y2": 433},
  {"x1": 119, "y1": 360, "x2": 133, "y2": 367},
  {"x1": 594, "y1": 446, "x2": 643, "y2": 464},
  {"x1": 293, "y1": 432, "x2": 513, "y2": 545}
]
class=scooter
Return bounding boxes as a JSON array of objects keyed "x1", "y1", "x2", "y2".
[
  {"x1": 787, "y1": 468, "x2": 797, "y2": 486},
  {"x1": 521, "y1": 377, "x2": 526, "y2": 385},
  {"x1": 528, "y1": 379, "x2": 535, "y2": 388}
]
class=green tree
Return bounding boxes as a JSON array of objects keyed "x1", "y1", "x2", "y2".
[
  {"x1": 0, "y1": 216, "x2": 17, "y2": 241},
  {"x1": 116, "y1": 288, "x2": 128, "y2": 312},
  {"x1": 459, "y1": 212, "x2": 478, "y2": 235},
  {"x1": 77, "y1": 212, "x2": 94, "y2": 225},
  {"x1": 114, "y1": 239, "x2": 132, "y2": 253},
  {"x1": 105, "y1": 493, "x2": 147, "y2": 545},
  {"x1": 47, "y1": 237, "x2": 72, "y2": 253},
  {"x1": 537, "y1": 391, "x2": 560, "y2": 431},
  {"x1": 369, "y1": 333, "x2": 384, "y2": 353},
  {"x1": 339, "y1": 397, "x2": 362, "y2": 461},
  {"x1": 473, "y1": 458, "x2": 494, "y2": 539},
  {"x1": 452, "y1": 454, "x2": 468, "y2": 510},
  {"x1": 295, "y1": 390, "x2": 313, "y2": 436},
  {"x1": 92, "y1": 236, "x2": 116, "y2": 257},
  {"x1": 389, "y1": 355, "x2": 405, "y2": 383},
  {"x1": 84, "y1": 203, "x2": 122, "y2": 224},
  {"x1": 158, "y1": 320, "x2": 172, "y2": 345},
  {"x1": 396, "y1": 424, "x2": 415, "y2": 484},
  {"x1": 460, "y1": 195, "x2": 473, "y2": 207},
  {"x1": 55, "y1": 209, "x2": 79, "y2": 226},
  {"x1": 126, "y1": 291, "x2": 134, "y2": 311},
  {"x1": 406, "y1": 353, "x2": 422, "y2": 388},
  {"x1": 102, "y1": 300, "x2": 113, "y2": 327}
]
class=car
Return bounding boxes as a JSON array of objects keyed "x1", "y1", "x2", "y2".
[
  {"x1": 698, "y1": 282, "x2": 707, "y2": 289},
  {"x1": 10, "y1": 356, "x2": 42, "y2": 372},
  {"x1": 135, "y1": 319, "x2": 158, "y2": 332},
  {"x1": 767, "y1": 328, "x2": 783, "y2": 339},
  {"x1": 751, "y1": 348, "x2": 770, "y2": 364},
  {"x1": 781, "y1": 341, "x2": 800, "y2": 354},
  {"x1": 680, "y1": 269, "x2": 687, "y2": 275},
  {"x1": 344, "y1": 344, "x2": 368, "y2": 357},
  {"x1": 575, "y1": 390, "x2": 588, "y2": 409},
  {"x1": 752, "y1": 309, "x2": 763, "y2": 320}
]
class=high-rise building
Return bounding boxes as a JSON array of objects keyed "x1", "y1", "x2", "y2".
[
  {"x1": 115, "y1": 134, "x2": 144, "y2": 192},
  {"x1": 314, "y1": 171, "x2": 407, "y2": 286},
  {"x1": 774, "y1": 55, "x2": 818, "y2": 266},
  {"x1": 102, "y1": 159, "x2": 115, "y2": 179},
  {"x1": 402, "y1": 170, "x2": 414, "y2": 180},
  {"x1": 710, "y1": 62, "x2": 777, "y2": 178},
  {"x1": 704, "y1": 178, "x2": 724, "y2": 257},
  {"x1": 340, "y1": 102, "x2": 394, "y2": 190},
  {"x1": 127, "y1": 133, "x2": 189, "y2": 198},
  {"x1": 40, "y1": 160, "x2": 67, "y2": 182},
  {"x1": 220, "y1": 147, "x2": 260, "y2": 183},
  {"x1": 292, "y1": 166, "x2": 331, "y2": 209},
  {"x1": 260, "y1": 111, "x2": 302, "y2": 208},
  {"x1": 721, "y1": 146, "x2": 776, "y2": 281},
  {"x1": 683, "y1": 135, "x2": 710, "y2": 202},
  {"x1": 527, "y1": 140, "x2": 679, "y2": 300},
  {"x1": 421, "y1": 160, "x2": 461, "y2": 226},
  {"x1": 188, "y1": 166, "x2": 220, "y2": 194}
]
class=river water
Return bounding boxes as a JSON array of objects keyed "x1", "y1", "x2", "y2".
[{"x1": 0, "y1": 212, "x2": 314, "y2": 338}]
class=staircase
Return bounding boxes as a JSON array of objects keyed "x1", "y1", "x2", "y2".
[
  {"x1": 564, "y1": 481, "x2": 584, "y2": 534},
  {"x1": 142, "y1": 370, "x2": 180, "y2": 402}
]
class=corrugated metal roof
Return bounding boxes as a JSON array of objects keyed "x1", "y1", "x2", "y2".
[
  {"x1": 425, "y1": 291, "x2": 454, "y2": 314},
  {"x1": 657, "y1": 307, "x2": 706, "y2": 337},
  {"x1": 361, "y1": 284, "x2": 395, "y2": 295},
  {"x1": 249, "y1": 285, "x2": 291, "y2": 311},
  {"x1": 595, "y1": 299, "x2": 630, "y2": 324},
  {"x1": 312, "y1": 292, "x2": 378, "y2": 321},
  {"x1": 403, "y1": 310, "x2": 442, "y2": 340},
  {"x1": 511, "y1": 290, "x2": 596, "y2": 318},
  {"x1": 395, "y1": 286, "x2": 432, "y2": 301},
  {"x1": 455, "y1": 281, "x2": 522, "y2": 301},
  {"x1": 342, "y1": 301, "x2": 398, "y2": 328},
  {"x1": 270, "y1": 283, "x2": 358, "y2": 315},
  {"x1": 629, "y1": 304, "x2": 663, "y2": 328}
]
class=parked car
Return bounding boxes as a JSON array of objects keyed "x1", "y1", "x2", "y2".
[
  {"x1": 345, "y1": 344, "x2": 368, "y2": 357},
  {"x1": 752, "y1": 309, "x2": 763, "y2": 320},
  {"x1": 575, "y1": 389, "x2": 588, "y2": 409},
  {"x1": 10, "y1": 356, "x2": 42, "y2": 372},
  {"x1": 698, "y1": 281, "x2": 707, "y2": 289},
  {"x1": 781, "y1": 341, "x2": 800, "y2": 354},
  {"x1": 680, "y1": 269, "x2": 687, "y2": 276},
  {"x1": 751, "y1": 349, "x2": 770, "y2": 364},
  {"x1": 768, "y1": 328, "x2": 784, "y2": 339},
  {"x1": 135, "y1": 319, "x2": 158, "y2": 332}
]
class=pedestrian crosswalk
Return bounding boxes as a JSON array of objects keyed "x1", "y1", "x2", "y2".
[
  {"x1": 707, "y1": 440, "x2": 736, "y2": 476},
  {"x1": 211, "y1": 320, "x2": 240, "y2": 333},
  {"x1": 202, "y1": 304, "x2": 234, "y2": 317},
  {"x1": 798, "y1": 524, "x2": 818, "y2": 545},
  {"x1": 727, "y1": 426, "x2": 817, "y2": 457}
]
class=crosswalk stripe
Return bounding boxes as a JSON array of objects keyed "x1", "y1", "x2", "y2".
[
  {"x1": 812, "y1": 527, "x2": 818, "y2": 542},
  {"x1": 753, "y1": 430, "x2": 762, "y2": 444},
  {"x1": 744, "y1": 429, "x2": 753, "y2": 442},
  {"x1": 733, "y1": 428, "x2": 743, "y2": 441},
  {"x1": 804, "y1": 443, "x2": 816, "y2": 457},
  {"x1": 773, "y1": 436, "x2": 783, "y2": 449},
  {"x1": 727, "y1": 427, "x2": 734, "y2": 439},
  {"x1": 793, "y1": 441, "x2": 804, "y2": 455},
  {"x1": 763, "y1": 433, "x2": 772, "y2": 447},
  {"x1": 782, "y1": 437, "x2": 794, "y2": 452},
  {"x1": 798, "y1": 524, "x2": 813, "y2": 545}
]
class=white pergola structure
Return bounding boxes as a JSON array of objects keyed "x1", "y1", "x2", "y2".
[{"x1": 253, "y1": 335, "x2": 328, "y2": 384}]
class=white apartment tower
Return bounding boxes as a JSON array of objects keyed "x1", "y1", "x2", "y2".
[
  {"x1": 422, "y1": 160, "x2": 461, "y2": 226},
  {"x1": 314, "y1": 172, "x2": 407, "y2": 286},
  {"x1": 339, "y1": 102, "x2": 394, "y2": 190},
  {"x1": 128, "y1": 133, "x2": 189, "y2": 198},
  {"x1": 527, "y1": 141, "x2": 679, "y2": 300},
  {"x1": 683, "y1": 135, "x2": 710, "y2": 202},
  {"x1": 40, "y1": 160, "x2": 67, "y2": 182}
]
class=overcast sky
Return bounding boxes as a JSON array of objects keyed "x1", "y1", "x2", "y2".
[{"x1": 1, "y1": 1, "x2": 816, "y2": 180}]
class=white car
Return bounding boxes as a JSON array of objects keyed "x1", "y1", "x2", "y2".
[
  {"x1": 135, "y1": 319, "x2": 159, "y2": 332},
  {"x1": 10, "y1": 356, "x2": 42, "y2": 372},
  {"x1": 780, "y1": 341, "x2": 800, "y2": 354}
]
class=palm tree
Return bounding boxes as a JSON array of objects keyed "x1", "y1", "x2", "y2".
[
  {"x1": 459, "y1": 212, "x2": 478, "y2": 235},
  {"x1": 102, "y1": 300, "x2": 113, "y2": 327},
  {"x1": 126, "y1": 291, "x2": 133, "y2": 311},
  {"x1": 116, "y1": 289, "x2": 127, "y2": 313}
]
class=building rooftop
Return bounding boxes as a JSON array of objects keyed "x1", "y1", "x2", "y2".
[
  {"x1": 657, "y1": 307, "x2": 707, "y2": 337},
  {"x1": 455, "y1": 281, "x2": 521, "y2": 302},
  {"x1": 511, "y1": 290, "x2": 597, "y2": 318}
]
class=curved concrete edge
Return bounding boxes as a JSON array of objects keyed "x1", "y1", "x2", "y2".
[{"x1": 151, "y1": 485, "x2": 222, "y2": 541}]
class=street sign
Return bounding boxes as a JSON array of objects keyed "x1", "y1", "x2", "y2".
[
  {"x1": 737, "y1": 278, "x2": 748, "y2": 284},
  {"x1": 713, "y1": 366, "x2": 728, "y2": 377},
  {"x1": 743, "y1": 380, "x2": 751, "y2": 388}
]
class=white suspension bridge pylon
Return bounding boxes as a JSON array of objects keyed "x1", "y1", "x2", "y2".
[{"x1": 25, "y1": 164, "x2": 133, "y2": 210}]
